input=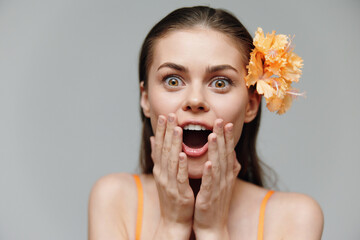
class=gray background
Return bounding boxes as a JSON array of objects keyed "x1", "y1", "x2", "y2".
[{"x1": 0, "y1": 0, "x2": 359, "y2": 239}]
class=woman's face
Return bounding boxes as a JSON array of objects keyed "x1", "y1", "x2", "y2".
[{"x1": 141, "y1": 28, "x2": 259, "y2": 178}]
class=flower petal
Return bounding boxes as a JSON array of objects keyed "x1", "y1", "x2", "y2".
[
  {"x1": 245, "y1": 50, "x2": 264, "y2": 87},
  {"x1": 245, "y1": 27, "x2": 304, "y2": 114},
  {"x1": 254, "y1": 28, "x2": 275, "y2": 53},
  {"x1": 277, "y1": 94, "x2": 293, "y2": 115},
  {"x1": 256, "y1": 80, "x2": 275, "y2": 99},
  {"x1": 266, "y1": 96, "x2": 283, "y2": 112}
]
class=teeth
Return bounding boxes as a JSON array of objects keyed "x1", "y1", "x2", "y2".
[{"x1": 183, "y1": 124, "x2": 207, "y2": 131}]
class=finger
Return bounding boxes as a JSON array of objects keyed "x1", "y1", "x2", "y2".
[
  {"x1": 154, "y1": 115, "x2": 166, "y2": 168},
  {"x1": 161, "y1": 113, "x2": 177, "y2": 176},
  {"x1": 168, "y1": 126, "x2": 183, "y2": 188},
  {"x1": 177, "y1": 152, "x2": 190, "y2": 195},
  {"x1": 150, "y1": 136, "x2": 161, "y2": 178},
  {"x1": 150, "y1": 136, "x2": 155, "y2": 163},
  {"x1": 207, "y1": 133, "x2": 220, "y2": 185},
  {"x1": 233, "y1": 156, "x2": 241, "y2": 176},
  {"x1": 199, "y1": 161, "x2": 212, "y2": 200},
  {"x1": 213, "y1": 119, "x2": 226, "y2": 180},
  {"x1": 224, "y1": 123, "x2": 235, "y2": 176}
]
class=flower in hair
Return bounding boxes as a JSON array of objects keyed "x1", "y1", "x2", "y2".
[{"x1": 245, "y1": 27, "x2": 304, "y2": 114}]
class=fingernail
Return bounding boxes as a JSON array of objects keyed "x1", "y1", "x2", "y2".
[
  {"x1": 158, "y1": 116, "x2": 164, "y2": 124},
  {"x1": 217, "y1": 120, "x2": 223, "y2": 128},
  {"x1": 227, "y1": 124, "x2": 233, "y2": 132},
  {"x1": 174, "y1": 129, "x2": 178, "y2": 136},
  {"x1": 168, "y1": 114, "x2": 175, "y2": 122}
]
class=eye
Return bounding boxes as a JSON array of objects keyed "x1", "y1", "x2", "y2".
[
  {"x1": 210, "y1": 78, "x2": 232, "y2": 89},
  {"x1": 163, "y1": 75, "x2": 184, "y2": 88}
]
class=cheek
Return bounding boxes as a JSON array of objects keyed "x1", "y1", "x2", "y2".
[
  {"x1": 209, "y1": 93, "x2": 248, "y2": 143},
  {"x1": 149, "y1": 93, "x2": 183, "y2": 116},
  {"x1": 219, "y1": 105, "x2": 246, "y2": 144},
  {"x1": 210, "y1": 93, "x2": 247, "y2": 119},
  {"x1": 148, "y1": 91, "x2": 183, "y2": 132}
]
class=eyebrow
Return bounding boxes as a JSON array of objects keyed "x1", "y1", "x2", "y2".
[
  {"x1": 157, "y1": 62, "x2": 238, "y2": 73},
  {"x1": 157, "y1": 62, "x2": 188, "y2": 72},
  {"x1": 207, "y1": 64, "x2": 238, "y2": 73}
]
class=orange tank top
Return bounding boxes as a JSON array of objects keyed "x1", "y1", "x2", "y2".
[{"x1": 133, "y1": 175, "x2": 274, "y2": 240}]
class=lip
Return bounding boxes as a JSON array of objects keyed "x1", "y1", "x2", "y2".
[
  {"x1": 179, "y1": 119, "x2": 212, "y2": 158},
  {"x1": 179, "y1": 120, "x2": 213, "y2": 131},
  {"x1": 182, "y1": 142, "x2": 208, "y2": 157}
]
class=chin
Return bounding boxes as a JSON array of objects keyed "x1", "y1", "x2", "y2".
[
  {"x1": 187, "y1": 155, "x2": 207, "y2": 179},
  {"x1": 188, "y1": 171, "x2": 203, "y2": 179}
]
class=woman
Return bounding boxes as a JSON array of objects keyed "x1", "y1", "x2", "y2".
[{"x1": 88, "y1": 6, "x2": 324, "y2": 240}]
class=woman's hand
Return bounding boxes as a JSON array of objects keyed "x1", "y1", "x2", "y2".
[
  {"x1": 150, "y1": 113, "x2": 194, "y2": 240},
  {"x1": 193, "y1": 119, "x2": 241, "y2": 240}
]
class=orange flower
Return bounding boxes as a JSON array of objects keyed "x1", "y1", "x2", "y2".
[{"x1": 245, "y1": 27, "x2": 304, "y2": 115}]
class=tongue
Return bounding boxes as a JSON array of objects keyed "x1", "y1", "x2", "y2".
[{"x1": 183, "y1": 130, "x2": 211, "y2": 148}]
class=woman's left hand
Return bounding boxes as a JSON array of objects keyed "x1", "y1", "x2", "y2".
[{"x1": 193, "y1": 119, "x2": 241, "y2": 240}]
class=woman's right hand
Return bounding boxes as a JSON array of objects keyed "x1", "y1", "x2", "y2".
[{"x1": 150, "y1": 113, "x2": 194, "y2": 240}]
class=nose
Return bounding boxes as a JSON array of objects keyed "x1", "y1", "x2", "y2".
[{"x1": 182, "y1": 86, "x2": 210, "y2": 113}]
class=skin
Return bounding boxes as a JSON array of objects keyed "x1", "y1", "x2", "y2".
[
  {"x1": 140, "y1": 27, "x2": 259, "y2": 239},
  {"x1": 88, "y1": 27, "x2": 324, "y2": 240},
  {"x1": 141, "y1": 28, "x2": 259, "y2": 179}
]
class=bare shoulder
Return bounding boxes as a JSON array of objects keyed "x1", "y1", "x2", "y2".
[
  {"x1": 268, "y1": 191, "x2": 324, "y2": 239},
  {"x1": 90, "y1": 172, "x2": 136, "y2": 198},
  {"x1": 89, "y1": 173, "x2": 136, "y2": 211},
  {"x1": 88, "y1": 173, "x2": 138, "y2": 240}
]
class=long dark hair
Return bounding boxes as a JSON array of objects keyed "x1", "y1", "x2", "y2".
[{"x1": 138, "y1": 6, "x2": 266, "y2": 186}]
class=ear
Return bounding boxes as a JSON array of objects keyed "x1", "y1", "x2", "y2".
[
  {"x1": 140, "y1": 81, "x2": 151, "y2": 118},
  {"x1": 244, "y1": 90, "x2": 261, "y2": 123}
]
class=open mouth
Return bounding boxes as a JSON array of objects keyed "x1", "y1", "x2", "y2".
[{"x1": 182, "y1": 124, "x2": 212, "y2": 157}]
